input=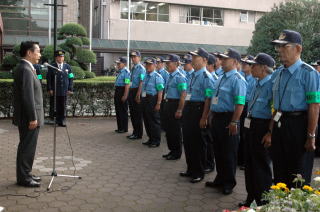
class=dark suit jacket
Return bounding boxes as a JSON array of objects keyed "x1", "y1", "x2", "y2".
[
  {"x1": 13, "y1": 60, "x2": 44, "y2": 127},
  {"x1": 46, "y1": 62, "x2": 73, "y2": 96}
]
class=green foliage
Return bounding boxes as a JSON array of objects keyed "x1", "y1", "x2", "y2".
[
  {"x1": 248, "y1": 0, "x2": 320, "y2": 64},
  {"x1": 76, "y1": 48, "x2": 97, "y2": 64},
  {"x1": 0, "y1": 80, "x2": 114, "y2": 118},
  {"x1": 0, "y1": 71, "x2": 13, "y2": 79},
  {"x1": 71, "y1": 66, "x2": 85, "y2": 80},
  {"x1": 84, "y1": 71, "x2": 96, "y2": 79},
  {"x1": 42, "y1": 45, "x2": 54, "y2": 62},
  {"x1": 12, "y1": 44, "x2": 21, "y2": 56},
  {"x1": 1, "y1": 54, "x2": 19, "y2": 70},
  {"x1": 81, "y1": 37, "x2": 90, "y2": 45},
  {"x1": 69, "y1": 59, "x2": 80, "y2": 67},
  {"x1": 65, "y1": 37, "x2": 83, "y2": 47},
  {"x1": 58, "y1": 23, "x2": 87, "y2": 38}
]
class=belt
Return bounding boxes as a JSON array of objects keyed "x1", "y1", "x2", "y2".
[
  {"x1": 281, "y1": 111, "x2": 307, "y2": 117},
  {"x1": 130, "y1": 87, "x2": 138, "y2": 90},
  {"x1": 164, "y1": 98, "x2": 179, "y2": 103},
  {"x1": 251, "y1": 117, "x2": 271, "y2": 122},
  {"x1": 212, "y1": 112, "x2": 233, "y2": 117},
  {"x1": 115, "y1": 86, "x2": 125, "y2": 89},
  {"x1": 185, "y1": 101, "x2": 204, "y2": 106},
  {"x1": 142, "y1": 94, "x2": 157, "y2": 98}
]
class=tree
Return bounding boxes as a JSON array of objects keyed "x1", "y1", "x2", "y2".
[{"x1": 247, "y1": 0, "x2": 320, "y2": 64}]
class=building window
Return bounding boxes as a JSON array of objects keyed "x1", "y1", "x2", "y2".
[
  {"x1": 120, "y1": 1, "x2": 169, "y2": 22},
  {"x1": 179, "y1": 6, "x2": 224, "y2": 26},
  {"x1": 240, "y1": 11, "x2": 256, "y2": 23},
  {"x1": 0, "y1": 0, "x2": 63, "y2": 36}
]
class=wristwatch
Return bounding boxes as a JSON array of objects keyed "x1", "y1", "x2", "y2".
[{"x1": 307, "y1": 133, "x2": 316, "y2": 139}]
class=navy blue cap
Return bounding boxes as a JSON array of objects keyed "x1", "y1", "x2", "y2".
[
  {"x1": 54, "y1": 50, "x2": 65, "y2": 57},
  {"x1": 163, "y1": 54, "x2": 180, "y2": 62},
  {"x1": 246, "y1": 53, "x2": 275, "y2": 68},
  {"x1": 219, "y1": 48, "x2": 241, "y2": 62},
  {"x1": 115, "y1": 56, "x2": 127, "y2": 64},
  {"x1": 189, "y1": 48, "x2": 209, "y2": 59},
  {"x1": 130, "y1": 50, "x2": 141, "y2": 57},
  {"x1": 271, "y1": 30, "x2": 302, "y2": 45},
  {"x1": 208, "y1": 54, "x2": 217, "y2": 65},
  {"x1": 144, "y1": 57, "x2": 157, "y2": 64},
  {"x1": 156, "y1": 56, "x2": 165, "y2": 63},
  {"x1": 213, "y1": 52, "x2": 221, "y2": 57},
  {"x1": 181, "y1": 54, "x2": 192, "y2": 64},
  {"x1": 311, "y1": 60, "x2": 320, "y2": 66},
  {"x1": 241, "y1": 55, "x2": 255, "y2": 64}
]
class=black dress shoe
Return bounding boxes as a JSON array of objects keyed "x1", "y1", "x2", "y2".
[
  {"x1": 30, "y1": 175, "x2": 41, "y2": 182},
  {"x1": 148, "y1": 143, "x2": 160, "y2": 148},
  {"x1": 179, "y1": 171, "x2": 191, "y2": 177},
  {"x1": 17, "y1": 180, "x2": 41, "y2": 188},
  {"x1": 128, "y1": 135, "x2": 142, "y2": 140},
  {"x1": 239, "y1": 166, "x2": 245, "y2": 171},
  {"x1": 126, "y1": 134, "x2": 134, "y2": 138},
  {"x1": 58, "y1": 123, "x2": 66, "y2": 127},
  {"x1": 190, "y1": 177, "x2": 204, "y2": 183},
  {"x1": 162, "y1": 152, "x2": 171, "y2": 158},
  {"x1": 204, "y1": 167, "x2": 214, "y2": 174},
  {"x1": 142, "y1": 140, "x2": 152, "y2": 145},
  {"x1": 116, "y1": 130, "x2": 127, "y2": 133},
  {"x1": 238, "y1": 200, "x2": 252, "y2": 207},
  {"x1": 205, "y1": 181, "x2": 223, "y2": 188},
  {"x1": 166, "y1": 155, "x2": 180, "y2": 160},
  {"x1": 223, "y1": 188, "x2": 233, "y2": 195}
]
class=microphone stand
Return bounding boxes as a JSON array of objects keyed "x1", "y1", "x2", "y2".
[{"x1": 46, "y1": 64, "x2": 81, "y2": 191}]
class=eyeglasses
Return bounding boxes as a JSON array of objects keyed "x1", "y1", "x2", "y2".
[{"x1": 274, "y1": 43, "x2": 297, "y2": 51}]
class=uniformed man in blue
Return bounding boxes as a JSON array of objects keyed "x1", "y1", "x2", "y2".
[
  {"x1": 311, "y1": 61, "x2": 320, "y2": 157},
  {"x1": 213, "y1": 52, "x2": 224, "y2": 77},
  {"x1": 140, "y1": 58, "x2": 165, "y2": 148},
  {"x1": 202, "y1": 53, "x2": 219, "y2": 174},
  {"x1": 114, "y1": 57, "x2": 131, "y2": 133},
  {"x1": 47, "y1": 50, "x2": 74, "y2": 127},
  {"x1": 262, "y1": 30, "x2": 320, "y2": 188},
  {"x1": 206, "y1": 48, "x2": 247, "y2": 195},
  {"x1": 127, "y1": 50, "x2": 146, "y2": 140},
  {"x1": 161, "y1": 54, "x2": 187, "y2": 160},
  {"x1": 180, "y1": 48, "x2": 215, "y2": 183},
  {"x1": 238, "y1": 53, "x2": 275, "y2": 207},
  {"x1": 238, "y1": 55, "x2": 257, "y2": 169},
  {"x1": 181, "y1": 54, "x2": 194, "y2": 81}
]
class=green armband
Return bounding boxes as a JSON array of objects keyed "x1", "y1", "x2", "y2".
[
  {"x1": 177, "y1": 83, "x2": 187, "y2": 91},
  {"x1": 205, "y1": 88, "x2": 213, "y2": 97},
  {"x1": 37, "y1": 74, "x2": 42, "y2": 80},
  {"x1": 140, "y1": 74, "x2": 145, "y2": 81},
  {"x1": 124, "y1": 78, "x2": 130, "y2": 84},
  {"x1": 156, "y1": 84, "x2": 164, "y2": 91},
  {"x1": 68, "y1": 73, "x2": 74, "y2": 79},
  {"x1": 306, "y1": 91, "x2": 320, "y2": 103},
  {"x1": 234, "y1": 96, "x2": 246, "y2": 105}
]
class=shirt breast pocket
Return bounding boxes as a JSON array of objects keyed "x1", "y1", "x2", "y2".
[
  {"x1": 219, "y1": 86, "x2": 232, "y2": 97},
  {"x1": 290, "y1": 87, "x2": 305, "y2": 107}
]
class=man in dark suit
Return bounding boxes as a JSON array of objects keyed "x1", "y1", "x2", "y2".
[
  {"x1": 13, "y1": 41, "x2": 44, "y2": 187},
  {"x1": 47, "y1": 50, "x2": 74, "y2": 127}
]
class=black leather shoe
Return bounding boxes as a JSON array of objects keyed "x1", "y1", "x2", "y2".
[
  {"x1": 179, "y1": 171, "x2": 191, "y2": 177},
  {"x1": 30, "y1": 175, "x2": 41, "y2": 182},
  {"x1": 205, "y1": 181, "x2": 222, "y2": 188},
  {"x1": 128, "y1": 135, "x2": 142, "y2": 140},
  {"x1": 238, "y1": 200, "x2": 252, "y2": 207},
  {"x1": 142, "y1": 140, "x2": 152, "y2": 145},
  {"x1": 116, "y1": 130, "x2": 127, "y2": 133},
  {"x1": 223, "y1": 188, "x2": 233, "y2": 195},
  {"x1": 126, "y1": 134, "x2": 134, "y2": 138},
  {"x1": 17, "y1": 180, "x2": 41, "y2": 188},
  {"x1": 166, "y1": 155, "x2": 180, "y2": 160},
  {"x1": 204, "y1": 167, "x2": 214, "y2": 174},
  {"x1": 162, "y1": 152, "x2": 171, "y2": 158},
  {"x1": 239, "y1": 166, "x2": 245, "y2": 171},
  {"x1": 148, "y1": 143, "x2": 160, "y2": 148},
  {"x1": 190, "y1": 177, "x2": 203, "y2": 183}
]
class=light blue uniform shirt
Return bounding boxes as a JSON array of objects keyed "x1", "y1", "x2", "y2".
[
  {"x1": 272, "y1": 59, "x2": 320, "y2": 111},
  {"x1": 187, "y1": 67, "x2": 215, "y2": 102},
  {"x1": 131, "y1": 63, "x2": 146, "y2": 88},
  {"x1": 215, "y1": 67, "x2": 224, "y2": 77},
  {"x1": 247, "y1": 74, "x2": 273, "y2": 119},
  {"x1": 157, "y1": 68, "x2": 169, "y2": 85},
  {"x1": 184, "y1": 69, "x2": 194, "y2": 83},
  {"x1": 142, "y1": 71, "x2": 165, "y2": 96},
  {"x1": 165, "y1": 70, "x2": 187, "y2": 99},
  {"x1": 241, "y1": 72, "x2": 257, "y2": 103},
  {"x1": 210, "y1": 71, "x2": 219, "y2": 82},
  {"x1": 211, "y1": 69, "x2": 247, "y2": 112},
  {"x1": 179, "y1": 67, "x2": 186, "y2": 76},
  {"x1": 115, "y1": 67, "x2": 131, "y2": 86}
]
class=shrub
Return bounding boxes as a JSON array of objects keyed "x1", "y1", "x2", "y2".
[
  {"x1": 71, "y1": 66, "x2": 85, "y2": 80},
  {"x1": 84, "y1": 71, "x2": 96, "y2": 79}
]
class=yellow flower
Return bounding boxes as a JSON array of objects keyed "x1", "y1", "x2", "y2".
[
  {"x1": 303, "y1": 185, "x2": 314, "y2": 192},
  {"x1": 315, "y1": 190, "x2": 320, "y2": 195},
  {"x1": 271, "y1": 185, "x2": 281, "y2": 190},
  {"x1": 315, "y1": 170, "x2": 320, "y2": 175},
  {"x1": 276, "y1": 183, "x2": 288, "y2": 189},
  {"x1": 284, "y1": 188, "x2": 289, "y2": 193}
]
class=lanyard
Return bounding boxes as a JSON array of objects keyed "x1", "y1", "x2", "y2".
[
  {"x1": 143, "y1": 74, "x2": 152, "y2": 91},
  {"x1": 165, "y1": 74, "x2": 174, "y2": 91},
  {"x1": 278, "y1": 69, "x2": 294, "y2": 111},
  {"x1": 247, "y1": 83, "x2": 262, "y2": 116},
  {"x1": 215, "y1": 75, "x2": 226, "y2": 97},
  {"x1": 130, "y1": 65, "x2": 136, "y2": 81},
  {"x1": 189, "y1": 73, "x2": 200, "y2": 93}
]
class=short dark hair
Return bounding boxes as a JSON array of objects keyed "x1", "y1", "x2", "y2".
[{"x1": 19, "y1": 41, "x2": 39, "y2": 57}]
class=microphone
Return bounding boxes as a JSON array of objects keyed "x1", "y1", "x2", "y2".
[{"x1": 43, "y1": 62, "x2": 62, "y2": 72}]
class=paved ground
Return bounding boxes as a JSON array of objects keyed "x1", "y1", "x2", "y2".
[{"x1": 0, "y1": 118, "x2": 319, "y2": 212}]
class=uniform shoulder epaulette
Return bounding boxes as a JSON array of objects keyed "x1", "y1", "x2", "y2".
[
  {"x1": 301, "y1": 62, "x2": 315, "y2": 72},
  {"x1": 235, "y1": 71, "x2": 245, "y2": 80},
  {"x1": 203, "y1": 71, "x2": 209, "y2": 78}
]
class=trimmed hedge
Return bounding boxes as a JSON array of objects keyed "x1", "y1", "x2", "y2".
[{"x1": 0, "y1": 80, "x2": 115, "y2": 118}]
